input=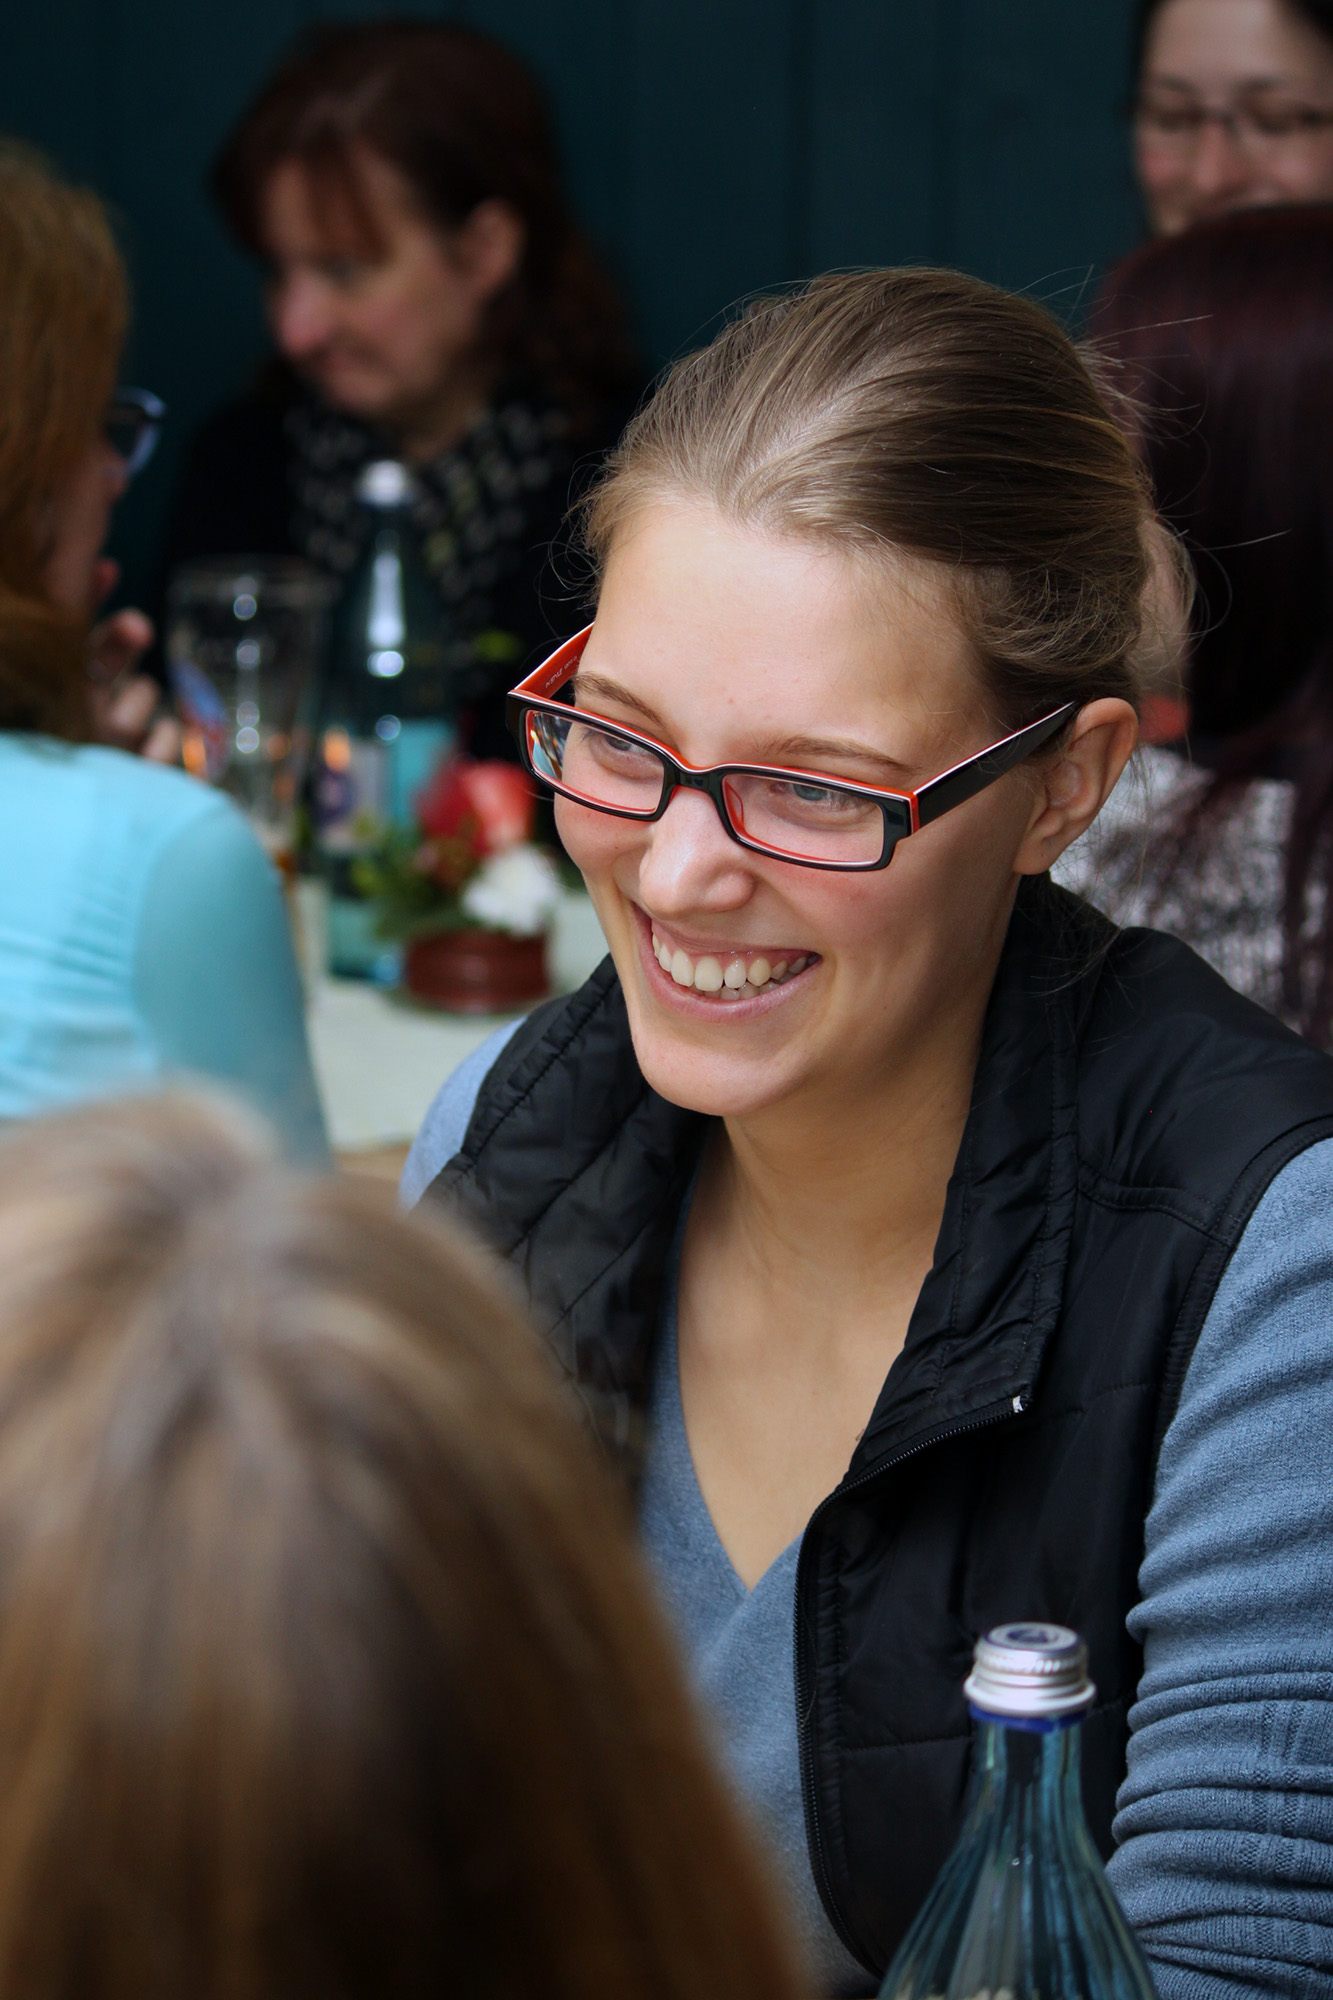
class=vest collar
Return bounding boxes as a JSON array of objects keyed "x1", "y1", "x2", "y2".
[
  {"x1": 445, "y1": 878, "x2": 1095, "y2": 1466},
  {"x1": 851, "y1": 878, "x2": 1084, "y2": 1472}
]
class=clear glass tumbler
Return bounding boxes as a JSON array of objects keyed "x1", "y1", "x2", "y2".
[{"x1": 165, "y1": 558, "x2": 334, "y2": 864}]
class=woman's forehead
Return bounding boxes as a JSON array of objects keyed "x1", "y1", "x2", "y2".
[
  {"x1": 1145, "y1": 0, "x2": 1333, "y2": 82},
  {"x1": 597, "y1": 503, "x2": 973, "y2": 682},
  {"x1": 261, "y1": 147, "x2": 406, "y2": 261},
  {"x1": 587, "y1": 501, "x2": 983, "y2": 755}
]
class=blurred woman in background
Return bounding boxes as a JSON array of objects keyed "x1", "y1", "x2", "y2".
[
  {"x1": 0, "y1": 1090, "x2": 804, "y2": 2000},
  {"x1": 1133, "y1": 0, "x2": 1333, "y2": 233},
  {"x1": 0, "y1": 145, "x2": 326, "y2": 1157},
  {"x1": 1058, "y1": 205, "x2": 1333, "y2": 1044},
  {"x1": 166, "y1": 21, "x2": 640, "y2": 759}
]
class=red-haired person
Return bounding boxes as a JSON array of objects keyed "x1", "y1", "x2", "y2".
[{"x1": 1058, "y1": 204, "x2": 1333, "y2": 1045}]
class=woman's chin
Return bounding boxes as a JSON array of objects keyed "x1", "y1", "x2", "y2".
[{"x1": 623, "y1": 1013, "x2": 803, "y2": 1121}]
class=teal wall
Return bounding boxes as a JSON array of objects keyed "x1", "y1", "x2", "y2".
[{"x1": 0, "y1": 0, "x2": 1143, "y2": 600}]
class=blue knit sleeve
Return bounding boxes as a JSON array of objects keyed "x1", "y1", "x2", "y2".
[
  {"x1": 132, "y1": 802, "x2": 330, "y2": 1166},
  {"x1": 1107, "y1": 1137, "x2": 1333, "y2": 1999},
  {"x1": 398, "y1": 1018, "x2": 524, "y2": 1209}
]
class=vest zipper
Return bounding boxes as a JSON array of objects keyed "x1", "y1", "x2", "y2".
[{"x1": 794, "y1": 1394, "x2": 1024, "y2": 1969}]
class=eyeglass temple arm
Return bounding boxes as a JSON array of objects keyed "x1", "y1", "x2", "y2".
[
  {"x1": 914, "y1": 704, "x2": 1076, "y2": 828},
  {"x1": 505, "y1": 627, "x2": 593, "y2": 749}
]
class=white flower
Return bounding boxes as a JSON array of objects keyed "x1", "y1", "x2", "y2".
[{"x1": 460, "y1": 843, "x2": 563, "y2": 936}]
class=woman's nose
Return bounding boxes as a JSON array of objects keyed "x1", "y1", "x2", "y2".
[
  {"x1": 635, "y1": 786, "x2": 755, "y2": 914},
  {"x1": 270, "y1": 271, "x2": 335, "y2": 359},
  {"x1": 1188, "y1": 120, "x2": 1255, "y2": 203}
]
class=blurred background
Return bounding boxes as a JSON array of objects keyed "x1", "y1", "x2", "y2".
[{"x1": 0, "y1": 0, "x2": 1142, "y2": 605}]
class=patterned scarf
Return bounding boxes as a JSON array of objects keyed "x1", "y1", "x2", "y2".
[{"x1": 285, "y1": 386, "x2": 575, "y2": 684}]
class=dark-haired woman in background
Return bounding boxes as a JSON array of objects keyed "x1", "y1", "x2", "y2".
[
  {"x1": 163, "y1": 21, "x2": 640, "y2": 756},
  {"x1": 1057, "y1": 204, "x2": 1333, "y2": 1044},
  {"x1": 1132, "y1": 0, "x2": 1333, "y2": 234}
]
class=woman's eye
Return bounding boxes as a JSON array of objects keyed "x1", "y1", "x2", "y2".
[
  {"x1": 773, "y1": 780, "x2": 872, "y2": 821},
  {"x1": 586, "y1": 728, "x2": 657, "y2": 772},
  {"x1": 1251, "y1": 104, "x2": 1322, "y2": 135}
]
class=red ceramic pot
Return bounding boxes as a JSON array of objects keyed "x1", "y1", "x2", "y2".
[{"x1": 403, "y1": 928, "x2": 548, "y2": 1014}]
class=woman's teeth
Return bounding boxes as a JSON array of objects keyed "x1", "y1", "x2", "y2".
[{"x1": 651, "y1": 930, "x2": 811, "y2": 1000}]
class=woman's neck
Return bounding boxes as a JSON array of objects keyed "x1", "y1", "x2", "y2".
[
  {"x1": 381, "y1": 356, "x2": 499, "y2": 463},
  {"x1": 710, "y1": 1004, "x2": 980, "y2": 1309},
  {"x1": 676, "y1": 984, "x2": 990, "y2": 1587}
]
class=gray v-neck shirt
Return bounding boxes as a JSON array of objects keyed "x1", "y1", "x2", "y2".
[
  {"x1": 639, "y1": 1221, "x2": 873, "y2": 1997},
  {"x1": 405, "y1": 1035, "x2": 1333, "y2": 2000}
]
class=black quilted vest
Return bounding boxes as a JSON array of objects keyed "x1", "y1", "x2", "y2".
[{"x1": 428, "y1": 880, "x2": 1333, "y2": 1976}]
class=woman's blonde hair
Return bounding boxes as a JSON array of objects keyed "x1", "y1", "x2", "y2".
[
  {"x1": 0, "y1": 144, "x2": 127, "y2": 737},
  {"x1": 585, "y1": 268, "x2": 1184, "y2": 727},
  {"x1": 0, "y1": 1091, "x2": 804, "y2": 2000}
]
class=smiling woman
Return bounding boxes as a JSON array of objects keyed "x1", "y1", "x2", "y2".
[
  {"x1": 404, "y1": 270, "x2": 1333, "y2": 1999},
  {"x1": 1133, "y1": 0, "x2": 1333, "y2": 232}
]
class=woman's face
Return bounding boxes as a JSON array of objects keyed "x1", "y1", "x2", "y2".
[
  {"x1": 259, "y1": 149, "x2": 524, "y2": 435},
  {"x1": 557, "y1": 502, "x2": 1069, "y2": 1124},
  {"x1": 42, "y1": 440, "x2": 126, "y2": 619},
  {"x1": 1136, "y1": 0, "x2": 1333, "y2": 233}
]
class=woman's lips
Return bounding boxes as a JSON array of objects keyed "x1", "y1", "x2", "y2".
[{"x1": 641, "y1": 912, "x2": 819, "y2": 1003}]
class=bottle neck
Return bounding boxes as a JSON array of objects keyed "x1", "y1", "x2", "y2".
[{"x1": 963, "y1": 1710, "x2": 1089, "y2": 1856}]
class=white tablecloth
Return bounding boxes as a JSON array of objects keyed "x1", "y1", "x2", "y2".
[{"x1": 309, "y1": 890, "x2": 607, "y2": 1152}]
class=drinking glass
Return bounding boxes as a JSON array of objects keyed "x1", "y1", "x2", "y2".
[{"x1": 165, "y1": 559, "x2": 334, "y2": 863}]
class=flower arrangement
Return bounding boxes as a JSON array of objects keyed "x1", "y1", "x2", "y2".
[{"x1": 354, "y1": 754, "x2": 562, "y2": 943}]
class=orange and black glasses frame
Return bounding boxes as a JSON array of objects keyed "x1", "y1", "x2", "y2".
[{"x1": 506, "y1": 625, "x2": 1077, "y2": 874}]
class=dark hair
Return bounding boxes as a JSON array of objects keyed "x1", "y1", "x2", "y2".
[
  {"x1": 214, "y1": 20, "x2": 638, "y2": 427},
  {"x1": 0, "y1": 1090, "x2": 804, "y2": 2000},
  {"x1": 586, "y1": 268, "x2": 1174, "y2": 732},
  {"x1": 1093, "y1": 204, "x2": 1333, "y2": 1038},
  {"x1": 1133, "y1": 0, "x2": 1333, "y2": 74}
]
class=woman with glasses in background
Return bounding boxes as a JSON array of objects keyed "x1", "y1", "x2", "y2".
[
  {"x1": 0, "y1": 145, "x2": 327, "y2": 1160},
  {"x1": 163, "y1": 20, "x2": 639, "y2": 761},
  {"x1": 403, "y1": 271, "x2": 1333, "y2": 1997},
  {"x1": 1133, "y1": 0, "x2": 1333, "y2": 233}
]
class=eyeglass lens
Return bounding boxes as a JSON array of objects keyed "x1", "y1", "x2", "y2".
[
  {"x1": 526, "y1": 709, "x2": 891, "y2": 865},
  {"x1": 1135, "y1": 93, "x2": 1333, "y2": 151},
  {"x1": 105, "y1": 388, "x2": 164, "y2": 477}
]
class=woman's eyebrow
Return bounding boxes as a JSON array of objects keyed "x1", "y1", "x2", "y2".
[
  {"x1": 757, "y1": 734, "x2": 914, "y2": 781},
  {"x1": 573, "y1": 672, "x2": 912, "y2": 781},
  {"x1": 571, "y1": 670, "x2": 665, "y2": 727}
]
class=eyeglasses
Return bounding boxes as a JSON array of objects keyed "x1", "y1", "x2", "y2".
[
  {"x1": 506, "y1": 627, "x2": 1075, "y2": 873},
  {"x1": 105, "y1": 386, "x2": 166, "y2": 478},
  {"x1": 1133, "y1": 89, "x2": 1333, "y2": 155}
]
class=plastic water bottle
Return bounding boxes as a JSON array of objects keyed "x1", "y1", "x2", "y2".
[
  {"x1": 312, "y1": 460, "x2": 457, "y2": 975},
  {"x1": 879, "y1": 1624, "x2": 1158, "y2": 2000}
]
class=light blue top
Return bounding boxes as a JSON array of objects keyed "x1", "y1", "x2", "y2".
[
  {"x1": 404, "y1": 1047, "x2": 1333, "y2": 1999},
  {"x1": 0, "y1": 734, "x2": 328, "y2": 1162}
]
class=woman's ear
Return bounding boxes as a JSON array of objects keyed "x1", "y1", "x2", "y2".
[
  {"x1": 454, "y1": 199, "x2": 526, "y2": 304},
  {"x1": 1014, "y1": 697, "x2": 1139, "y2": 876}
]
